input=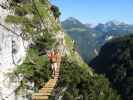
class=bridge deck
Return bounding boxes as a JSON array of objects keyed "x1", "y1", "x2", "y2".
[
  {"x1": 32, "y1": 66, "x2": 60, "y2": 100},
  {"x1": 32, "y1": 65, "x2": 59, "y2": 100}
]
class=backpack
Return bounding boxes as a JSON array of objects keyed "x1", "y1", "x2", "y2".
[
  {"x1": 47, "y1": 52, "x2": 52, "y2": 63},
  {"x1": 51, "y1": 53, "x2": 57, "y2": 63}
]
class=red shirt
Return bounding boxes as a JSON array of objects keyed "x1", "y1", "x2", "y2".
[
  {"x1": 47, "y1": 51, "x2": 57, "y2": 63},
  {"x1": 47, "y1": 52, "x2": 52, "y2": 61}
]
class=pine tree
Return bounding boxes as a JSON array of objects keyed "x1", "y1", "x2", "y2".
[{"x1": 50, "y1": 5, "x2": 61, "y2": 19}]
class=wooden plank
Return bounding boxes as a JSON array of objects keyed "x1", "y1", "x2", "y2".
[
  {"x1": 47, "y1": 81, "x2": 57, "y2": 84},
  {"x1": 39, "y1": 89, "x2": 53, "y2": 93},
  {"x1": 44, "y1": 83, "x2": 56, "y2": 87},
  {"x1": 43, "y1": 85, "x2": 56, "y2": 88},
  {"x1": 32, "y1": 95, "x2": 49, "y2": 100},
  {"x1": 46, "y1": 80, "x2": 57, "y2": 84},
  {"x1": 45, "y1": 82, "x2": 57, "y2": 86},
  {"x1": 41, "y1": 87, "x2": 53, "y2": 90},
  {"x1": 33, "y1": 93, "x2": 51, "y2": 96}
]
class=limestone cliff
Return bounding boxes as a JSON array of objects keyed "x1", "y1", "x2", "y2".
[{"x1": 0, "y1": 0, "x2": 29, "y2": 99}]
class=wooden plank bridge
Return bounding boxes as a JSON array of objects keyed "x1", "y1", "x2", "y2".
[{"x1": 32, "y1": 67, "x2": 60, "y2": 100}]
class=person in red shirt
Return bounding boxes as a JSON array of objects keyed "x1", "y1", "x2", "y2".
[{"x1": 47, "y1": 50, "x2": 58, "y2": 78}]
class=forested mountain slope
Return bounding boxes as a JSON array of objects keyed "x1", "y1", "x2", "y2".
[{"x1": 90, "y1": 35, "x2": 133, "y2": 100}]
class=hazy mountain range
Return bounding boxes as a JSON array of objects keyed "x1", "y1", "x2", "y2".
[{"x1": 61, "y1": 17, "x2": 133, "y2": 63}]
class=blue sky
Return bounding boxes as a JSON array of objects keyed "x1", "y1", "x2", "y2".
[{"x1": 51, "y1": 0, "x2": 133, "y2": 24}]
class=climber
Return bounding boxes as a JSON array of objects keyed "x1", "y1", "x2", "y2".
[
  {"x1": 55, "y1": 49, "x2": 61, "y2": 68},
  {"x1": 47, "y1": 50, "x2": 58, "y2": 78}
]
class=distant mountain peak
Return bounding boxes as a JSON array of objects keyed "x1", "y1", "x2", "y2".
[
  {"x1": 62, "y1": 17, "x2": 89, "y2": 30},
  {"x1": 66, "y1": 17, "x2": 79, "y2": 21},
  {"x1": 64, "y1": 17, "x2": 81, "y2": 24},
  {"x1": 105, "y1": 20, "x2": 127, "y2": 26}
]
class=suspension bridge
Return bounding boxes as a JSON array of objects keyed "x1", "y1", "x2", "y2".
[{"x1": 32, "y1": 62, "x2": 60, "y2": 100}]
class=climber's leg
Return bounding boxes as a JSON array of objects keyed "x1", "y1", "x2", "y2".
[
  {"x1": 53, "y1": 63, "x2": 57, "y2": 77},
  {"x1": 51, "y1": 64, "x2": 54, "y2": 78},
  {"x1": 54, "y1": 63, "x2": 57, "y2": 72}
]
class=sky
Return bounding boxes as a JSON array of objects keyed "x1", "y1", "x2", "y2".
[{"x1": 51, "y1": 0, "x2": 133, "y2": 24}]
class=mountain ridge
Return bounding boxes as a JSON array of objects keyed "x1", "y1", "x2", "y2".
[{"x1": 62, "y1": 17, "x2": 133, "y2": 63}]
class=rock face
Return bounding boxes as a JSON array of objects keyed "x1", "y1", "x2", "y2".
[
  {"x1": 0, "y1": 0, "x2": 28, "y2": 99},
  {"x1": 0, "y1": 0, "x2": 28, "y2": 70}
]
